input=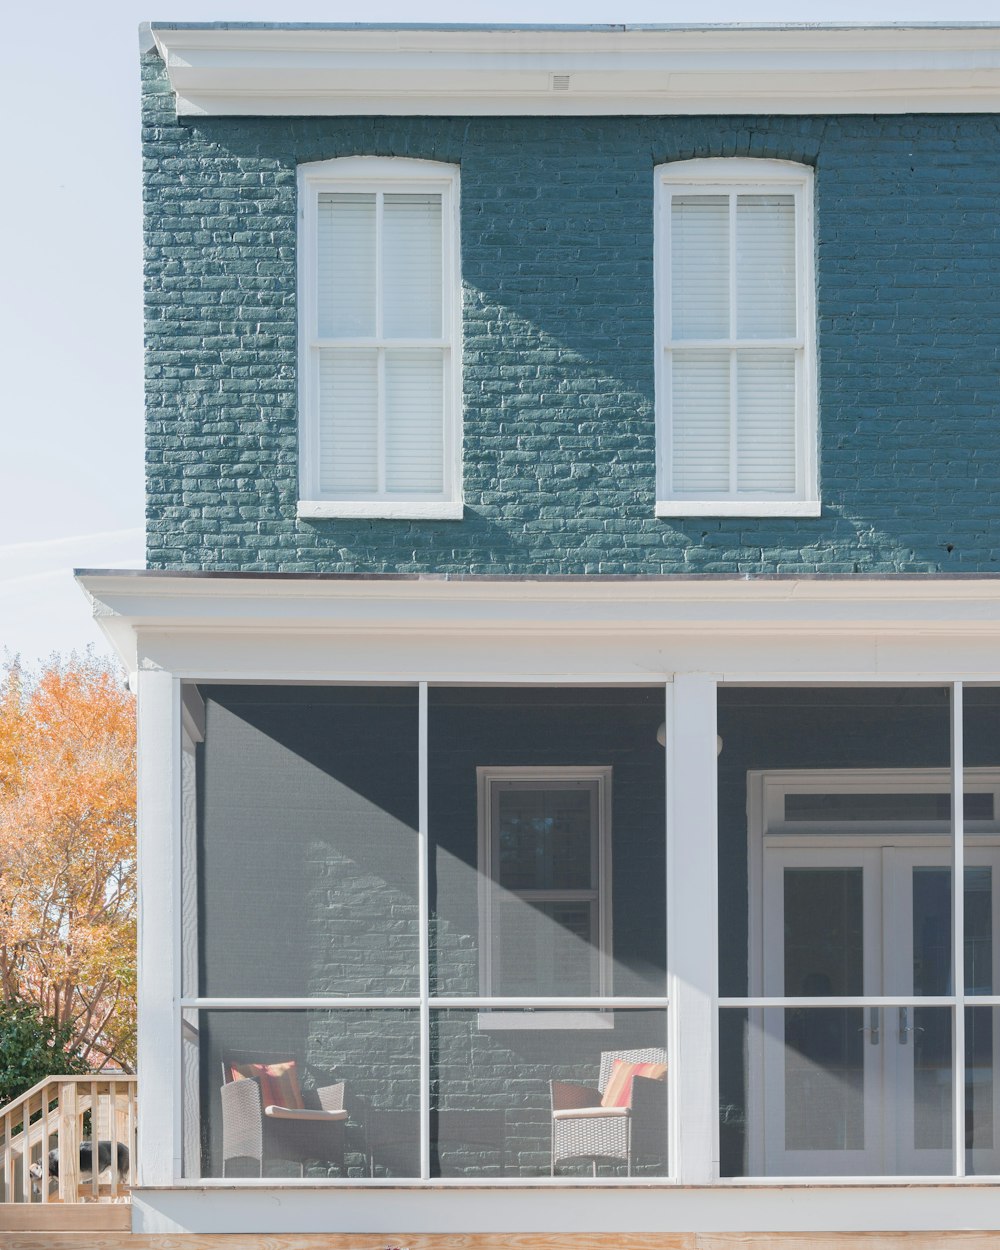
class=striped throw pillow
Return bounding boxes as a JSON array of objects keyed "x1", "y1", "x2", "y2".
[
  {"x1": 229, "y1": 1060, "x2": 304, "y2": 1110},
  {"x1": 600, "y1": 1058, "x2": 667, "y2": 1108}
]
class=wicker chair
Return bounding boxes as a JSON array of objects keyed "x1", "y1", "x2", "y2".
[
  {"x1": 220, "y1": 1054, "x2": 348, "y2": 1177},
  {"x1": 550, "y1": 1047, "x2": 668, "y2": 1176}
]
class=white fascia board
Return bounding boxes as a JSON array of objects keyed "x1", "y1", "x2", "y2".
[
  {"x1": 77, "y1": 571, "x2": 1000, "y2": 677},
  {"x1": 149, "y1": 25, "x2": 1000, "y2": 116}
]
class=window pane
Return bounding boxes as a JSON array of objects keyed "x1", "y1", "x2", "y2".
[
  {"x1": 491, "y1": 898, "x2": 597, "y2": 997},
  {"x1": 318, "y1": 348, "x2": 379, "y2": 493},
  {"x1": 382, "y1": 193, "x2": 442, "y2": 339},
  {"x1": 785, "y1": 792, "x2": 994, "y2": 822},
  {"x1": 736, "y1": 193, "x2": 796, "y2": 339},
  {"x1": 194, "y1": 685, "x2": 419, "y2": 998},
  {"x1": 384, "y1": 349, "x2": 444, "y2": 494},
  {"x1": 432, "y1": 1009, "x2": 668, "y2": 1178},
  {"x1": 735, "y1": 349, "x2": 796, "y2": 494},
  {"x1": 720, "y1": 1006, "x2": 953, "y2": 1177},
  {"x1": 317, "y1": 192, "x2": 376, "y2": 338},
  {"x1": 496, "y1": 786, "x2": 594, "y2": 890},
  {"x1": 428, "y1": 687, "x2": 666, "y2": 999},
  {"x1": 670, "y1": 194, "x2": 729, "y2": 340},
  {"x1": 185, "y1": 1009, "x2": 419, "y2": 1179},
  {"x1": 670, "y1": 350, "x2": 730, "y2": 493}
]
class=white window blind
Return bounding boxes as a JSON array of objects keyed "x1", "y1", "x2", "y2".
[
  {"x1": 298, "y1": 159, "x2": 461, "y2": 518},
  {"x1": 656, "y1": 160, "x2": 816, "y2": 517}
]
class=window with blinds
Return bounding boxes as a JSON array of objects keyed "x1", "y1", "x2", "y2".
[
  {"x1": 297, "y1": 159, "x2": 462, "y2": 519},
  {"x1": 655, "y1": 159, "x2": 817, "y2": 518}
]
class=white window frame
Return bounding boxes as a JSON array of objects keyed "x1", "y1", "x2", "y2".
[
  {"x1": 296, "y1": 156, "x2": 463, "y2": 520},
  {"x1": 476, "y1": 765, "x2": 613, "y2": 1029},
  {"x1": 654, "y1": 157, "x2": 818, "y2": 518}
]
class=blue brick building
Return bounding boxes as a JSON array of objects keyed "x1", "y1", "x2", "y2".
[{"x1": 80, "y1": 22, "x2": 1000, "y2": 1247}]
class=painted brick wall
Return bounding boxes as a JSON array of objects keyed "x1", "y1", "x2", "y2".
[{"x1": 143, "y1": 48, "x2": 1000, "y2": 575}]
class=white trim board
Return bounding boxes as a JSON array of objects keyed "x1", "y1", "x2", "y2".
[
  {"x1": 76, "y1": 571, "x2": 1000, "y2": 678},
  {"x1": 148, "y1": 24, "x2": 1000, "y2": 116},
  {"x1": 131, "y1": 1182, "x2": 1000, "y2": 1234}
]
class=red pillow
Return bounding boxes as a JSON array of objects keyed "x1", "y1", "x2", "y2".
[
  {"x1": 229, "y1": 1060, "x2": 304, "y2": 1110},
  {"x1": 600, "y1": 1058, "x2": 667, "y2": 1108}
]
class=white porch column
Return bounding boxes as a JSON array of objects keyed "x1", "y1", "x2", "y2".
[
  {"x1": 667, "y1": 671, "x2": 720, "y2": 1184},
  {"x1": 135, "y1": 668, "x2": 182, "y2": 1187}
]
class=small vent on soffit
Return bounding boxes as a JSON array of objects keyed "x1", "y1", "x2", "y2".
[{"x1": 550, "y1": 74, "x2": 571, "y2": 91}]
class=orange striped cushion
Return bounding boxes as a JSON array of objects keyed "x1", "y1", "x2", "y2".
[
  {"x1": 229, "y1": 1060, "x2": 304, "y2": 1110},
  {"x1": 600, "y1": 1058, "x2": 667, "y2": 1108}
]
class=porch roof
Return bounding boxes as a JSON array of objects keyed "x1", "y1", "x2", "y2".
[{"x1": 76, "y1": 569, "x2": 1000, "y2": 684}]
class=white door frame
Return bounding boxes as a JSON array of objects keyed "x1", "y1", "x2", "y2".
[{"x1": 747, "y1": 767, "x2": 1000, "y2": 1178}]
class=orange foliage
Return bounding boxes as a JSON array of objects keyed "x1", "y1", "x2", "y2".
[{"x1": 0, "y1": 655, "x2": 136, "y2": 1070}]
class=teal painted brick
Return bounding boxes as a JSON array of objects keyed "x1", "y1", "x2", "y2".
[{"x1": 142, "y1": 48, "x2": 1000, "y2": 575}]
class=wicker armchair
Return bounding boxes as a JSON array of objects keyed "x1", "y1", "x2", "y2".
[
  {"x1": 220, "y1": 1054, "x2": 348, "y2": 1177},
  {"x1": 550, "y1": 1047, "x2": 668, "y2": 1176}
]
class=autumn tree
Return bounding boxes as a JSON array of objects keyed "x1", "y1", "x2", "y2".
[{"x1": 0, "y1": 655, "x2": 136, "y2": 1073}]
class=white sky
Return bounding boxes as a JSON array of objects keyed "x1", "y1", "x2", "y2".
[{"x1": 1, "y1": 1, "x2": 997, "y2": 666}]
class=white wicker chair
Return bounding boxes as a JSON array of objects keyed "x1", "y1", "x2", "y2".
[
  {"x1": 220, "y1": 1054, "x2": 348, "y2": 1177},
  {"x1": 550, "y1": 1047, "x2": 668, "y2": 1176}
]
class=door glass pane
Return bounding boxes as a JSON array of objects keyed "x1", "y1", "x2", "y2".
[
  {"x1": 784, "y1": 1006, "x2": 864, "y2": 1150},
  {"x1": 967, "y1": 868, "x2": 993, "y2": 995},
  {"x1": 910, "y1": 867, "x2": 992, "y2": 997},
  {"x1": 784, "y1": 868, "x2": 863, "y2": 997},
  {"x1": 966, "y1": 1006, "x2": 998, "y2": 1174},
  {"x1": 912, "y1": 868, "x2": 951, "y2": 996}
]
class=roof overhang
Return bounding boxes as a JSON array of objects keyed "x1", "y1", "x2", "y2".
[
  {"x1": 146, "y1": 23, "x2": 1000, "y2": 117},
  {"x1": 77, "y1": 570, "x2": 1000, "y2": 683}
]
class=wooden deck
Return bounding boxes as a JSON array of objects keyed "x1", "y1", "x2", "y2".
[{"x1": 5, "y1": 1228, "x2": 1000, "y2": 1249}]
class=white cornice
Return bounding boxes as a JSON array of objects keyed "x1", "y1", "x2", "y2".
[
  {"x1": 77, "y1": 571, "x2": 1000, "y2": 678},
  {"x1": 148, "y1": 24, "x2": 1000, "y2": 116}
]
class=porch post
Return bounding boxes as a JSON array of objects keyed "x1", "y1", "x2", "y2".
[
  {"x1": 135, "y1": 668, "x2": 182, "y2": 1187},
  {"x1": 667, "y1": 672, "x2": 719, "y2": 1185}
]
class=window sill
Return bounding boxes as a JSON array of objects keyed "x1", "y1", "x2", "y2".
[
  {"x1": 656, "y1": 500, "x2": 821, "y2": 518},
  {"x1": 298, "y1": 500, "x2": 464, "y2": 521}
]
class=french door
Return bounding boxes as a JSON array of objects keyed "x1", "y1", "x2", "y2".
[{"x1": 755, "y1": 842, "x2": 1000, "y2": 1176}]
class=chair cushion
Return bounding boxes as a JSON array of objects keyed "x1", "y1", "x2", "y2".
[
  {"x1": 552, "y1": 1105, "x2": 630, "y2": 1120},
  {"x1": 600, "y1": 1058, "x2": 667, "y2": 1108},
  {"x1": 264, "y1": 1105, "x2": 348, "y2": 1121},
  {"x1": 229, "y1": 1059, "x2": 305, "y2": 1110}
]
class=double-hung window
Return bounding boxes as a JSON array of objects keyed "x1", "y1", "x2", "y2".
[
  {"x1": 297, "y1": 158, "x2": 462, "y2": 519},
  {"x1": 655, "y1": 158, "x2": 818, "y2": 517},
  {"x1": 477, "y1": 766, "x2": 613, "y2": 1005}
]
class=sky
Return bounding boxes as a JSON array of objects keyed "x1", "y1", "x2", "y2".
[{"x1": 2, "y1": 0, "x2": 998, "y2": 668}]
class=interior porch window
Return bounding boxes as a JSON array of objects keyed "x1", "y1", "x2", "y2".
[{"x1": 478, "y1": 768, "x2": 612, "y2": 1000}]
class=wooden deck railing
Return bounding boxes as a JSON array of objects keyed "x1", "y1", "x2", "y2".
[{"x1": 0, "y1": 1073, "x2": 136, "y2": 1203}]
